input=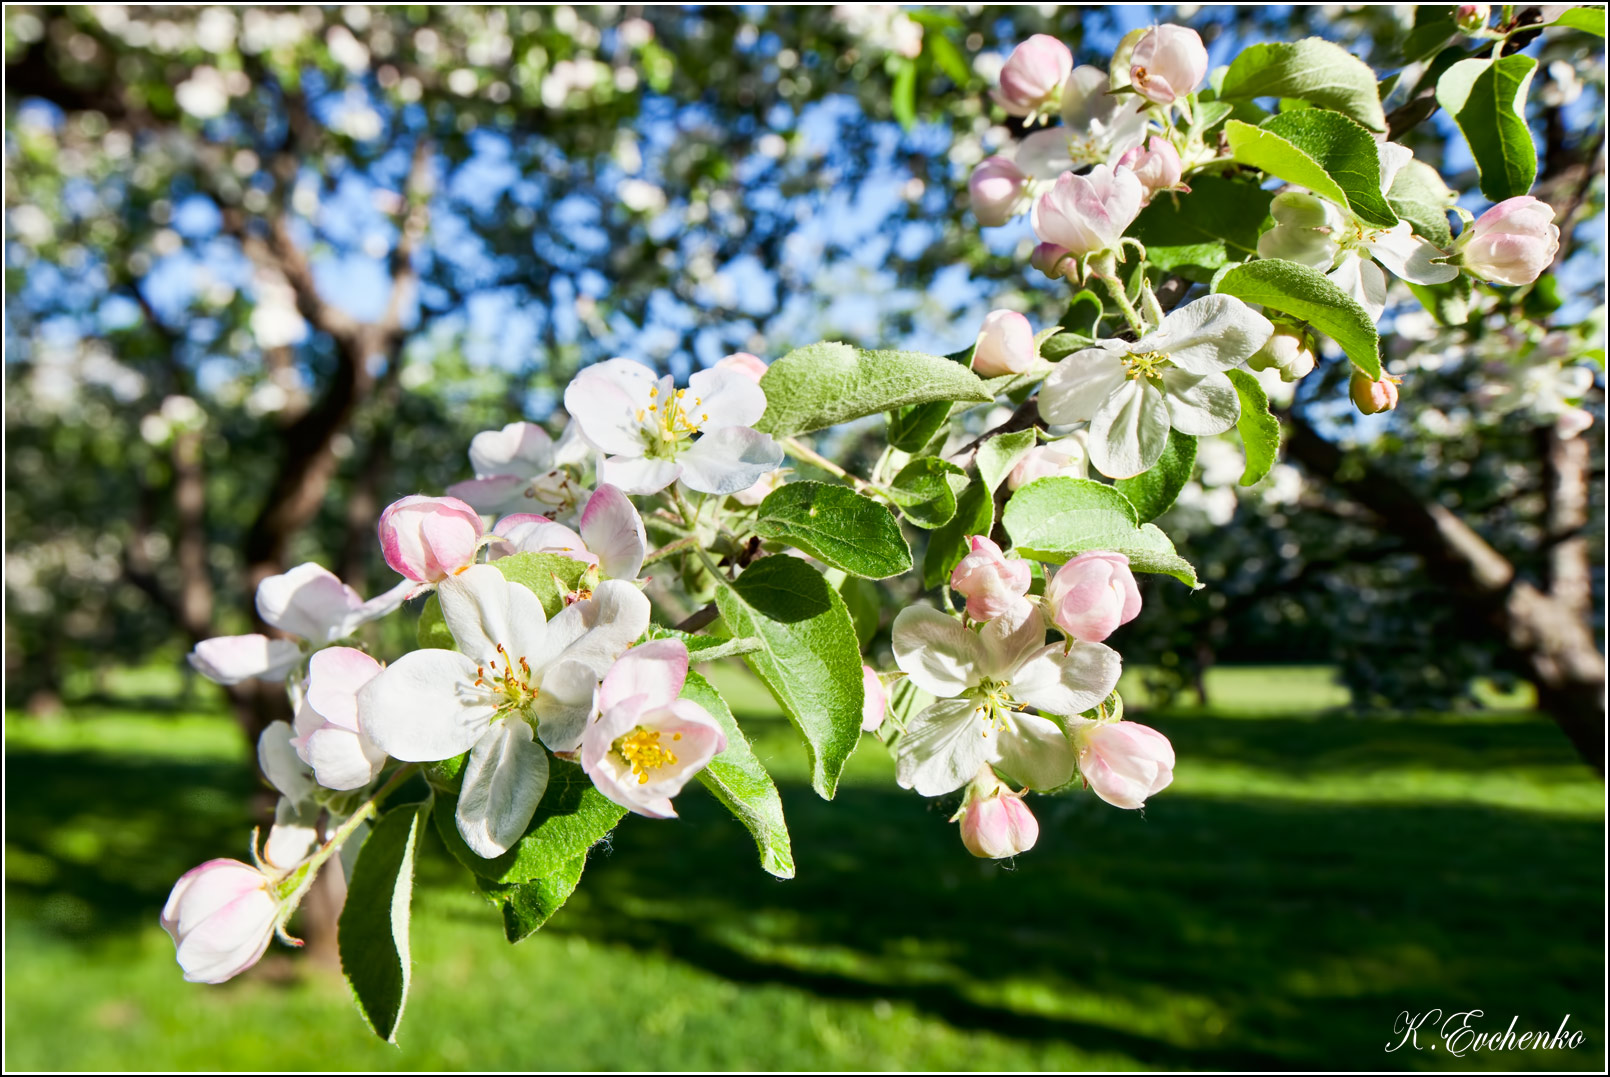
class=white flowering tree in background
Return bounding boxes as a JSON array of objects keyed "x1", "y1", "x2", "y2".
[{"x1": 4, "y1": 4, "x2": 1604, "y2": 1041}]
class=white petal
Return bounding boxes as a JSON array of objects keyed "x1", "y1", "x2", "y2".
[
  {"x1": 1038, "y1": 347, "x2": 1129, "y2": 425},
  {"x1": 1087, "y1": 378, "x2": 1170, "y2": 480},
  {"x1": 597, "y1": 638, "x2": 687, "y2": 713},
  {"x1": 189, "y1": 635, "x2": 301, "y2": 685},
  {"x1": 1014, "y1": 127, "x2": 1078, "y2": 178},
  {"x1": 258, "y1": 720, "x2": 316, "y2": 804},
  {"x1": 979, "y1": 603, "x2": 1049, "y2": 680},
  {"x1": 303, "y1": 724, "x2": 387, "y2": 791},
  {"x1": 688, "y1": 367, "x2": 768, "y2": 429},
  {"x1": 1375, "y1": 140, "x2": 1413, "y2": 197},
  {"x1": 563, "y1": 358, "x2": 656, "y2": 457},
  {"x1": 677, "y1": 427, "x2": 784, "y2": 495},
  {"x1": 533, "y1": 658, "x2": 601, "y2": 753},
  {"x1": 255, "y1": 562, "x2": 364, "y2": 643},
  {"x1": 456, "y1": 717, "x2": 549, "y2": 859},
  {"x1": 1150, "y1": 295, "x2": 1275, "y2": 374},
  {"x1": 305, "y1": 647, "x2": 382, "y2": 732},
  {"x1": 600, "y1": 455, "x2": 683, "y2": 495},
  {"x1": 356, "y1": 579, "x2": 413, "y2": 625},
  {"x1": 358, "y1": 648, "x2": 493, "y2": 762},
  {"x1": 1328, "y1": 253, "x2": 1387, "y2": 322},
  {"x1": 468, "y1": 422, "x2": 554, "y2": 478},
  {"x1": 542, "y1": 578, "x2": 652, "y2": 675},
  {"x1": 993, "y1": 712, "x2": 1078, "y2": 791},
  {"x1": 490, "y1": 516, "x2": 595, "y2": 565},
  {"x1": 578, "y1": 484, "x2": 648, "y2": 580},
  {"x1": 1162, "y1": 369, "x2": 1241, "y2": 435},
  {"x1": 446, "y1": 475, "x2": 533, "y2": 515},
  {"x1": 438, "y1": 564, "x2": 549, "y2": 667},
  {"x1": 263, "y1": 797, "x2": 321, "y2": 870},
  {"x1": 1367, "y1": 223, "x2": 1459, "y2": 285},
  {"x1": 1011, "y1": 640, "x2": 1122, "y2": 715},
  {"x1": 892, "y1": 606, "x2": 986, "y2": 697},
  {"x1": 895, "y1": 698, "x2": 993, "y2": 797}
]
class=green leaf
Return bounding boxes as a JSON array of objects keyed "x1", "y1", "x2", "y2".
[
  {"x1": 1060, "y1": 289, "x2": 1105, "y2": 338},
  {"x1": 715, "y1": 556, "x2": 864, "y2": 799},
  {"x1": 480, "y1": 854, "x2": 587, "y2": 943},
  {"x1": 1040, "y1": 331, "x2": 1095, "y2": 362},
  {"x1": 486, "y1": 553, "x2": 591, "y2": 617},
  {"x1": 1549, "y1": 6, "x2": 1607, "y2": 36},
  {"x1": 1214, "y1": 259, "x2": 1381, "y2": 378},
  {"x1": 837, "y1": 573, "x2": 881, "y2": 647},
  {"x1": 683, "y1": 670, "x2": 795, "y2": 879},
  {"x1": 975, "y1": 429, "x2": 1037, "y2": 495},
  {"x1": 1406, "y1": 275, "x2": 1472, "y2": 326},
  {"x1": 891, "y1": 58, "x2": 917, "y2": 128},
  {"x1": 754, "y1": 481, "x2": 911, "y2": 579},
  {"x1": 1401, "y1": 12, "x2": 1458, "y2": 63},
  {"x1": 757, "y1": 342, "x2": 992, "y2": 437},
  {"x1": 432, "y1": 757, "x2": 626, "y2": 885},
  {"x1": 416, "y1": 594, "x2": 453, "y2": 650},
  {"x1": 921, "y1": 479, "x2": 995, "y2": 590},
  {"x1": 926, "y1": 31, "x2": 973, "y2": 86},
  {"x1": 1225, "y1": 370, "x2": 1280, "y2": 486},
  {"x1": 1436, "y1": 56, "x2": 1539, "y2": 202},
  {"x1": 1129, "y1": 174, "x2": 1274, "y2": 280},
  {"x1": 1386, "y1": 159, "x2": 1456, "y2": 247},
  {"x1": 1218, "y1": 37, "x2": 1388, "y2": 131},
  {"x1": 1113, "y1": 428, "x2": 1197, "y2": 522},
  {"x1": 339, "y1": 801, "x2": 427, "y2": 1043},
  {"x1": 1230, "y1": 112, "x2": 1397, "y2": 228},
  {"x1": 1002, "y1": 478, "x2": 1200, "y2": 588},
  {"x1": 887, "y1": 400, "x2": 952, "y2": 451},
  {"x1": 886, "y1": 457, "x2": 964, "y2": 529}
]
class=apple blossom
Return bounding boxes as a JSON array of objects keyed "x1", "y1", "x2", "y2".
[
  {"x1": 1044, "y1": 551, "x2": 1142, "y2": 643},
  {"x1": 446, "y1": 421, "x2": 591, "y2": 519},
  {"x1": 1030, "y1": 165, "x2": 1145, "y2": 258},
  {"x1": 1246, "y1": 325, "x2": 1317, "y2": 382},
  {"x1": 564, "y1": 357, "x2": 784, "y2": 496},
  {"x1": 1458, "y1": 196, "x2": 1560, "y2": 285},
  {"x1": 968, "y1": 156, "x2": 1029, "y2": 227},
  {"x1": 715, "y1": 351, "x2": 769, "y2": 383},
  {"x1": 161, "y1": 858, "x2": 284, "y2": 984},
  {"x1": 861, "y1": 666, "x2": 888, "y2": 732},
  {"x1": 580, "y1": 639, "x2": 726, "y2": 818},
  {"x1": 1456, "y1": 4, "x2": 1490, "y2": 32},
  {"x1": 955, "y1": 766, "x2": 1039, "y2": 859},
  {"x1": 490, "y1": 484, "x2": 648, "y2": 582},
  {"x1": 892, "y1": 603, "x2": 1121, "y2": 796},
  {"x1": 1007, "y1": 436, "x2": 1089, "y2": 489},
  {"x1": 971, "y1": 310, "x2": 1036, "y2": 378},
  {"x1": 1351, "y1": 371, "x2": 1401, "y2": 415},
  {"x1": 1003, "y1": 67, "x2": 1151, "y2": 194},
  {"x1": 992, "y1": 34, "x2": 1073, "y2": 119},
  {"x1": 291, "y1": 647, "x2": 388, "y2": 791},
  {"x1": 950, "y1": 535, "x2": 1033, "y2": 622},
  {"x1": 359, "y1": 564, "x2": 650, "y2": 857},
  {"x1": 1069, "y1": 718, "x2": 1176, "y2": 809},
  {"x1": 1128, "y1": 25, "x2": 1208, "y2": 105},
  {"x1": 1030, "y1": 242, "x2": 1074, "y2": 280},
  {"x1": 257, "y1": 719, "x2": 324, "y2": 870},
  {"x1": 1116, "y1": 136, "x2": 1186, "y2": 202},
  {"x1": 1038, "y1": 295, "x2": 1274, "y2": 478},
  {"x1": 378, "y1": 495, "x2": 485, "y2": 584},
  {"x1": 189, "y1": 634, "x2": 302, "y2": 686}
]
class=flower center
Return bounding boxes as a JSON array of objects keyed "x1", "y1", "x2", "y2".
[
  {"x1": 614, "y1": 726, "x2": 682, "y2": 783},
  {"x1": 474, "y1": 643, "x2": 537, "y2": 714},
  {"x1": 638, "y1": 385, "x2": 707, "y2": 459},
  {"x1": 527, "y1": 469, "x2": 582, "y2": 514},
  {"x1": 974, "y1": 678, "x2": 1018, "y2": 733},
  {"x1": 1123, "y1": 350, "x2": 1170, "y2": 381},
  {"x1": 1337, "y1": 218, "x2": 1381, "y2": 254}
]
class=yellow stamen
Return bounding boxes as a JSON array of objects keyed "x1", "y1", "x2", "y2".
[{"x1": 616, "y1": 727, "x2": 679, "y2": 784}]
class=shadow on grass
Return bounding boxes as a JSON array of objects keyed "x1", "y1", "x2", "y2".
[{"x1": 5, "y1": 709, "x2": 1604, "y2": 1070}]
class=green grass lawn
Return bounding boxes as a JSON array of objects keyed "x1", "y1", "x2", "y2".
[{"x1": 5, "y1": 665, "x2": 1604, "y2": 1071}]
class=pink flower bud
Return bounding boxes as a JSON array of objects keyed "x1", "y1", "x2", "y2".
[
  {"x1": 969, "y1": 156, "x2": 1028, "y2": 227},
  {"x1": 1558, "y1": 406, "x2": 1594, "y2": 440},
  {"x1": 1350, "y1": 371, "x2": 1401, "y2": 415},
  {"x1": 715, "y1": 352, "x2": 769, "y2": 383},
  {"x1": 161, "y1": 859, "x2": 282, "y2": 984},
  {"x1": 957, "y1": 768, "x2": 1039, "y2": 858},
  {"x1": 1073, "y1": 720, "x2": 1175, "y2": 809},
  {"x1": 1128, "y1": 25, "x2": 1209, "y2": 105},
  {"x1": 1246, "y1": 326, "x2": 1317, "y2": 382},
  {"x1": 1008, "y1": 438, "x2": 1088, "y2": 489},
  {"x1": 1456, "y1": 4, "x2": 1490, "y2": 32},
  {"x1": 377, "y1": 495, "x2": 484, "y2": 582},
  {"x1": 992, "y1": 34, "x2": 1074, "y2": 117},
  {"x1": 972, "y1": 310, "x2": 1036, "y2": 378},
  {"x1": 1029, "y1": 241, "x2": 1074, "y2": 280},
  {"x1": 1461, "y1": 196, "x2": 1560, "y2": 285},
  {"x1": 861, "y1": 666, "x2": 887, "y2": 732},
  {"x1": 1031, "y1": 165, "x2": 1145, "y2": 257},
  {"x1": 1115, "y1": 136, "x2": 1186, "y2": 201},
  {"x1": 950, "y1": 535, "x2": 1033, "y2": 622},
  {"x1": 1044, "y1": 550, "x2": 1142, "y2": 642}
]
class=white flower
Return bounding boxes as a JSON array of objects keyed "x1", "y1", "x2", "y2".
[
  {"x1": 1038, "y1": 295, "x2": 1274, "y2": 479},
  {"x1": 292, "y1": 647, "x2": 388, "y2": 791},
  {"x1": 446, "y1": 421, "x2": 592, "y2": 519},
  {"x1": 490, "y1": 483, "x2": 649, "y2": 582},
  {"x1": 1030, "y1": 164, "x2": 1146, "y2": 257},
  {"x1": 256, "y1": 720, "x2": 322, "y2": 870},
  {"x1": 161, "y1": 859, "x2": 282, "y2": 984},
  {"x1": 564, "y1": 358, "x2": 784, "y2": 495},
  {"x1": 358, "y1": 565, "x2": 650, "y2": 857},
  {"x1": 1010, "y1": 66, "x2": 1151, "y2": 186},
  {"x1": 892, "y1": 604, "x2": 1121, "y2": 797}
]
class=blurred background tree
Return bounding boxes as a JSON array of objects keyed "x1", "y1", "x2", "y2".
[{"x1": 4, "y1": 4, "x2": 1603, "y2": 761}]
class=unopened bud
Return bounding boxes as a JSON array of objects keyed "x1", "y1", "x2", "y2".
[
  {"x1": 1350, "y1": 371, "x2": 1401, "y2": 415},
  {"x1": 1246, "y1": 326, "x2": 1317, "y2": 382}
]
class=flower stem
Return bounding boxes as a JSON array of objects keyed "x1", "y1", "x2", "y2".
[
  {"x1": 643, "y1": 534, "x2": 699, "y2": 566},
  {"x1": 1099, "y1": 268, "x2": 1147, "y2": 336},
  {"x1": 273, "y1": 763, "x2": 419, "y2": 906}
]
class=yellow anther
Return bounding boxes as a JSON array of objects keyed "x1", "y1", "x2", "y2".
[{"x1": 616, "y1": 727, "x2": 679, "y2": 783}]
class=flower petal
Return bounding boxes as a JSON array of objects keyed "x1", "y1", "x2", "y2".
[
  {"x1": 468, "y1": 421, "x2": 554, "y2": 478},
  {"x1": 578, "y1": 484, "x2": 648, "y2": 580},
  {"x1": 533, "y1": 658, "x2": 603, "y2": 753},
  {"x1": 600, "y1": 455, "x2": 683, "y2": 495},
  {"x1": 358, "y1": 648, "x2": 493, "y2": 762},
  {"x1": 1368, "y1": 223, "x2": 1459, "y2": 285},
  {"x1": 257, "y1": 720, "x2": 316, "y2": 804},
  {"x1": 541, "y1": 578, "x2": 652, "y2": 675},
  {"x1": 688, "y1": 366, "x2": 768, "y2": 429},
  {"x1": 1162, "y1": 369, "x2": 1241, "y2": 436},
  {"x1": 1038, "y1": 346, "x2": 1130, "y2": 426},
  {"x1": 456, "y1": 717, "x2": 550, "y2": 859},
  {"x1": 1149, "y1": 295, "x2": 1274, "y2": 374},
  {"x1": 189, "y1": 634, "x2": 302, "y2": 685},
  {"x1": 1011, "y1": 640, "x2": 1122, "y2": 715},
  {"x1": 895, "y1": 697, "x2": 993, "y2": 796},
  {"x1": 446, "y1": 475, "x2": 534, "y2": 515},
  {"x1": 305, "y1": 647, "x2": 383, "y2": 732},
  {"x1": 677, "y1": 427, "x2": 784, "y2": 495},
  {"x1": 979, "y1": 603, "x2": 1049, "y2": 680},
  {"x1": 597, "y1": 638, "x2": 688, "y2": 714},
  {"x1": 892, "y1": 606, "x2": 986, "y2": 697},
  {"x1": 1087, "y1": 378, "x2": 1170, "y2": 479},
  {"x1": 1328, "y1": 253, "x2": 1387, "y2": 322},
  {"x1": 437, "y1": 564, "x2": 549, "y2": 668},
  {"x1": 993, "y1": 712, "x2": 1078, "y2": 791},
  {"x1": 255, "y1": 562, "x2": 364, "y2": 643},
  {"x1": 564, "y1": 358, "x2": 656, "y2": 457}
]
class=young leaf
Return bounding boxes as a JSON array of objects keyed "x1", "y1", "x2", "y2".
[
  {"x1": 339, "y1": 801, "x2": 427, "y2": 1043},
  {"x1": 1549, "y1": 6, "x2": 1606, "y2": 36},
  {"x1": 1214, "y1": 259, "x2": 1382, "y2": 378},
  {"x1": 480, "y1": 854, "x2": 587, "y2": 943},
  {"x1": 715, "y1": 556, "x2": 864, "y2": 799},
  {"x1": 754, "y1": 481, "x2": 912, "y2": 579},
  {"x1": 1113, "y1": 428, "x2": 1197, "y2": 522},
  {"x1": 757, "y1": 342, "x2": 992, "y2": 437},
  {"x1": 432, "y1": 757, "x2": 626, "y2": 885},
  {"x1": 975, "y1": 429, "x2": 1038, "y2": 494},
  {"x1": 1002, "y1": 477, "x2": 1200, "y2": 588},
  {"x1": 1218, "y1": 37, "x2": 1388, "y2": 131},
  {"x1": 921, "y1": 478, "x2": 995, "y2": 590},
  {"x1": 890, "y1": 56, "x2": 917, "y2": 129},
  {"x1": 683, "y1": 669, "x2": 795, "y2": 879},
  {"x1": 1386, "y1": 159, "x2": 1456, "y2": 247},
  {"x1": 487, "y1": 553, "x2": 591, "y2": 617},
  {"x1": 1406, "y1": 275, "x2": 1472, "y2": 327},
  {"x1": 1129, "y1": 175, "x2": 1275, "y2": 280},
  {"x1": 1435, "y1": 56, "x2": 1539, "y2": 202},
  {"x1": 1227, "y1": 114, "x2": 1397, "y2": 228},
  {"x1": 836, "y1": 572, "x2": 881, "y2": 646},
  {"x1": 887, "y1": 400, "x2": 953, "y2": 451},
  {"x1": 1225, "y1": 370, "x2": 1280, "y2": 486},
  {"x1": 886, "y1": 457, "x2": 965, "y2": 529}
]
